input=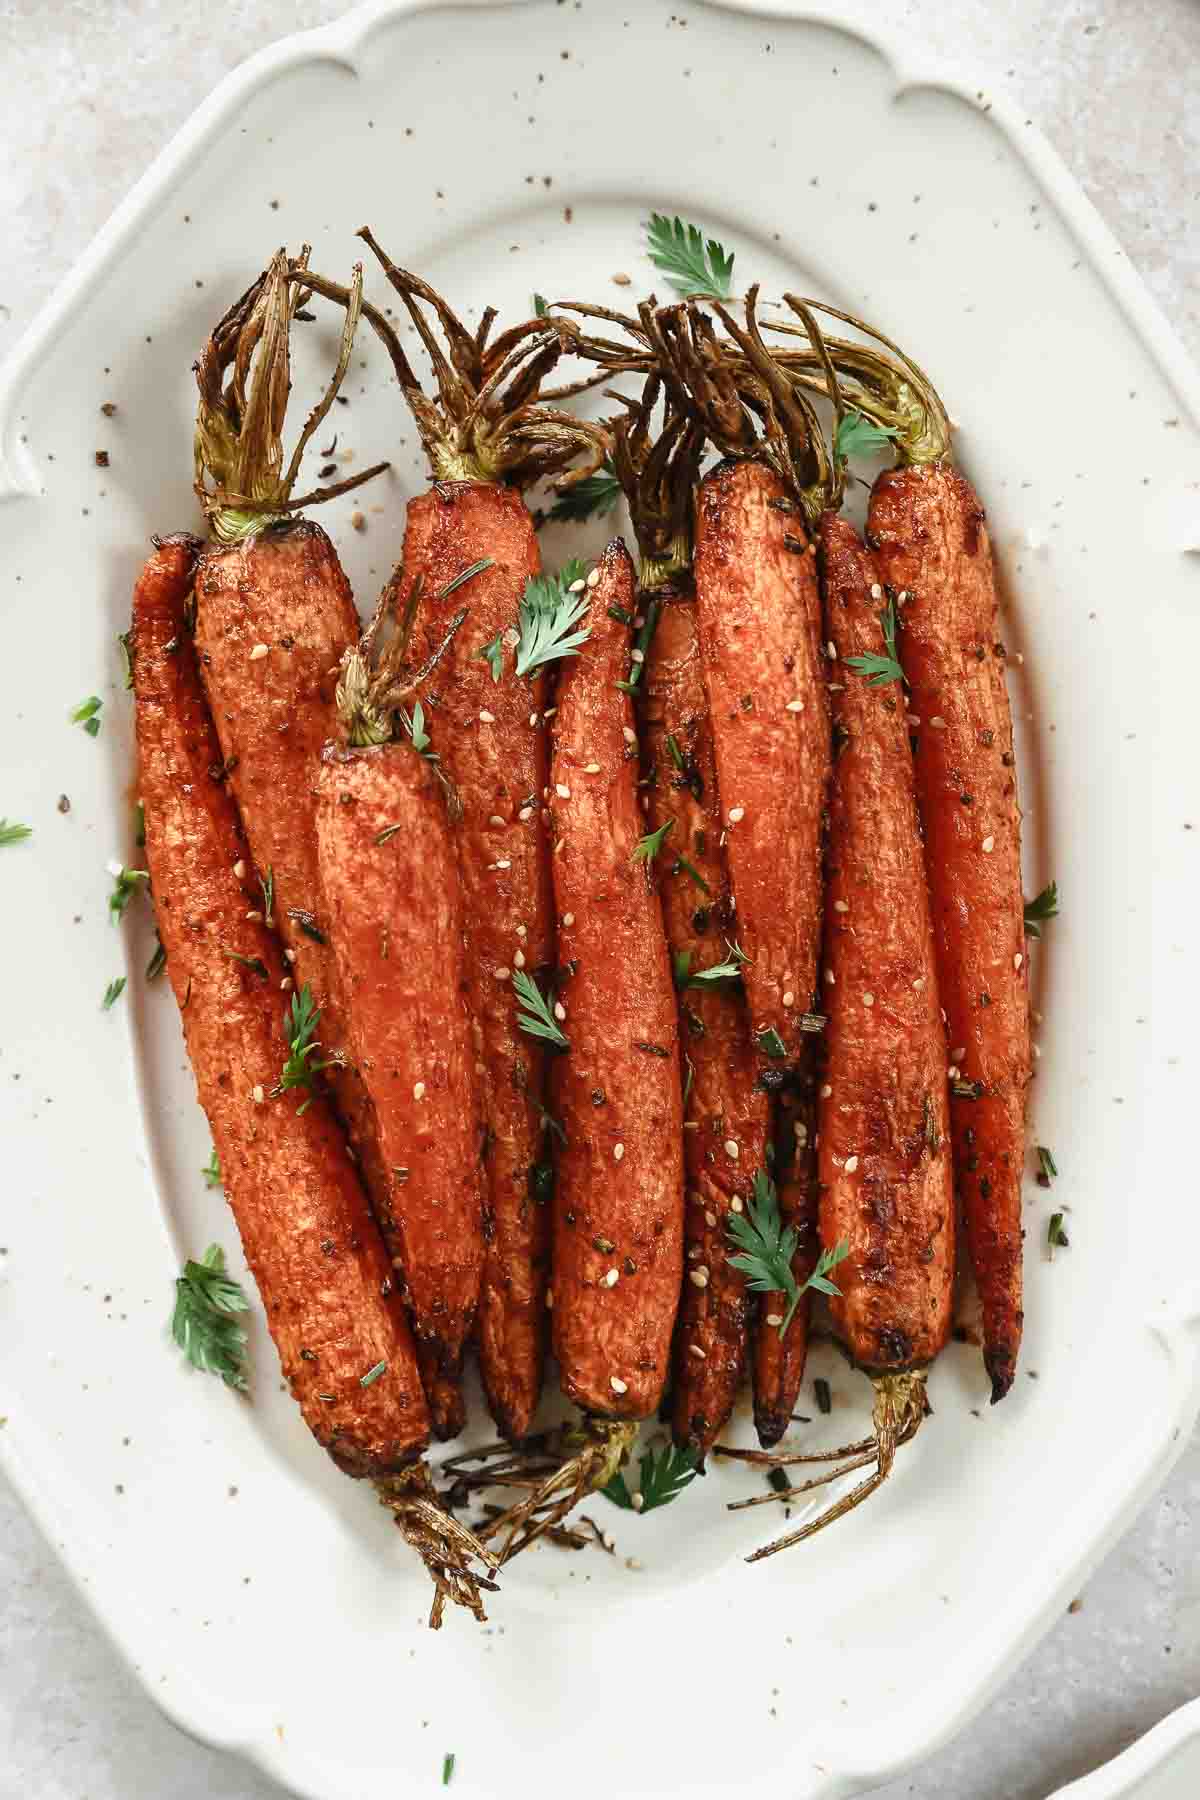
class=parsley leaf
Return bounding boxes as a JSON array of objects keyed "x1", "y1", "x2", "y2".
[
  {"x1": 549, "y1": 459, "x2": 623, "y2": 524},
  {"x1": 645, "y1": 213, "x2": 735, "y2": 301},
  {"x1": 70, "y1": 694, "x2": 103, "y2": 737},
  {"x1": 512, "y1": 969, "x2": 569, "y2": 1050},
  {"x1": 632, "y1": 818, "x2": 674, "y2": 865},
  {"x1": 171, "y1": 1243, "x2": 250, "y2": 1390},
  {"x1": 476, "y1": 632, "x2": 504, "y2": 683},
  {"x1": 603, "y1": 1441, "x2": 700, "y2": 1513},
  {"x1": 672, "y1": 949, "x2": 743, "y2": 990},
  {"x1": 102, "y1": 976, "x2": 126, "y2": 1010},
  {"x1": 834, "y1": 411, "x2": 900, "y2": 462},
  {"x1": 515, "y1": 559, "x2": 591, "y2": 677},
  {"x1": 726, "y1": 1170, "x2": 849, "y2": 1335},
  {"x1": 1024, "y1": 881, "x2": 1059, "y2": 938},
  {"x1": 0, "y1": 819, "x2": 32, "y2": 847},
  {"x1": 108, "y1": 864, "x2": 149, "y2": 924},
  {"x1": 846, "y1": 599, "x2": 904, "y2": 687},
  {"x1": 202, "y1": 1147, "x2": 222, "y2": 1190},
  {"x1": 273, "y1": 984, "x2": 330, "y2": 1112},
  {"x1": 532, "y1": 294, "x2": 549, "y2": 317}
]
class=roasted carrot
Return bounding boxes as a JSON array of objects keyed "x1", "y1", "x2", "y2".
[
  {"x1": 315, "y1": 737, "x2": 486, "y2": 1405},
  {"x1": 550, "y1": 539, "x2": 685, "y2": 1418},
  {"x1": 133, "y1": 531, "x2": 497, "y2": 1625},
  {"x1": 323, "y1": 231, "x2": 606, "y2": 1442}
]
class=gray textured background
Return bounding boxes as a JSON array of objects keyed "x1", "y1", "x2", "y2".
[{"x1": 1, "y1": 3, "x2": 1197, "y2": 1797}]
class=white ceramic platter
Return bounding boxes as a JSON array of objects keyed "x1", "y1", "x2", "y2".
[
  {"x1": 1052, "y1": 1701, "x2": 1200, "y2": 1800},
  {"x1": 1, "y1": 3, "x2": 1198, "y2": 1797}
]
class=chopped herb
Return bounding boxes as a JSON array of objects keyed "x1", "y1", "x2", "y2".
[
  {"x1": 118, "y1": 631, "x2": 134, "y2": 689},
  {"x1": 757, "y1": 1027, "x2": 787, "y2": 1059},
  {"x1": 1024, "y1": 881, "x2": 1059, "y2": 938},
  {"x1": 258, "y1": 866, "x2": 275, "y2": 924},
  {"x1": 202, "y1": 1147, "x2": 222, "y2": 1190},
  {"x1": 108, "y1": 865, "x2": 149, "y2": 924},
  {"x1": 617, "y1": 594, "x2": 661, "y2": 693},
  {"x1": 602, "y1": 1441, "x2": 700, "y2": 1513},
  {"x1": 834, "y1": 411, "x2": 900, "y2": 462},
  {"x1": 134, "y1": 802, "x2": 146, "y2": 848},
  {"x1": 814, "y1": 1376, "x2": 833, "y2": 1415},
  {"x1": 273, "y1": 984, "x2": 331, "y2": 1112},
  {"x1": 632, "y1": 817, "x2": 674, "y2": 865},
  {"x1": 0, "y1": 819, "x2": 32, "y2": 847},
  {"x1": 286, "y1": 907, "x2": 327, "y2": 945},
  {"x1": 438, "y1": 557, "x2": 493, "y2": 602},
  {"x1": 549, "y1": 458, "x2": 622, "y2": 524},
  {"x1": 222, "y1": 948, "x2": 269, "y2": 979},
  {"x1": 645, "y1": 213, "x2": 735, "y2": 301},
  {"x1": 443, "y1": 1752, "x2": 456, "y2": 1787},
  {"x1": 70, "y1": 694, "x2": 103, "y2": 737},
  {"x1": 673, "y1": 949, "x2": 743, "y2": 990},
  {"x1": 632, "y1": 1040, "x2": 671, "y2": 1058},
  {"x1": 952, "y1": 1078, "x2": 985, "y2": 1099},
  {"x1": 682, "y1": 1054, "x2": 695, "y2": 1108},
  {"x1": 171, "y1": 1243, "x2": 250, "y2": 1390},
  {"x1": 1047, "y1": 1211, "x2": 1069, "y2": 1254},
  {"x1": 146, "y1": 936, "x2": 167, "y2": 981},
  {"x1": 512, "y1": 969, "x2": 569, "y2": 1049},
  {"x1": 768, "y1": 1466, "x2": 792, "y2": 1497},
  {"x1": 607, "y1": 603, "x2": 633, "y2": 625},
  {"x1": 798, "y1": 1012, "x2": 827, "y2": 1035},
  {"x1": 360, "y1": 1359, "x2": 387, "y2": 1388},
  {"x1": 666, "y1": 734, "x2": 685, "y2": 773},
  {"x1": 102, "y1": 976, "x2": 126, "y2": 1011},
  {"x1": 532, "y1": 293, "x2": 549, "y2": 316},
  {"x1": 846, "y1": 598, "x2": 904, "y2": 687},
  {"x1": 1036, "y1": 1145, "x2": 1058, "y2": 1188},
  {"x1": 672, "y1": 856, "x2": 711, "y2": 894},
  {"x1": 514, "y1": 559, "x2": 590, "y2": 677},
  {"x1": 375, "y1": 824, "x2": 404, "y2": 846},
  {"x1": 726, "y1": 1170, "x2": 850, "y2": 1336},
  {"x1": 476, "y1": 631, "x2": 504, "y2": 683},
  {"x1": 530, "y1": 1162, "x2": 555, "y2": 1205},
  {"x1": 401, "y1": 698, "x2": 432, "y2": 755}
]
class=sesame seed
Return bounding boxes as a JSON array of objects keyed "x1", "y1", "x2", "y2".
[
  {"x1": 948, "y1": 1065, "x2": 960, "y2": 1080},
  {"x1": 820, "y1": 1083, "x2": 832, "y2": 1098},
  {"x1": 623, "y1": 726, "x2": 637, "y2": 745},
  {"x1": 479, "y1": 710, "x2": 495, "y2": 724},
  {"x1": 827, "y1": 641, "x2": 837, "y2": 658},
  {"x1": 584, "y1": 762, "x2": 601, "y2": 774},
  {"x1": 912, "y1": 976, "x2": 925, "y2": 991},
  {"x1": 688, "y1": 1343, "x2": 706, "y2": 1359},
  {"x1": 689, "y1": 1267, "x2": 709, "y2": 1288},
  {"x1": 1014, "y1": 952, "x2": 1024, "y2": 970},
  {"x1": 630, "y1": 648, "x2": 644, "y2": 664},
  {"x1": 249, "y1": 643, "x2": 269, "y2": 661},
  {"x1": 252, "y1": 1085, "x2": 265, "y2": 1105},
  {"x1": 688, "y1": 1244, "x2": 702, "y2": 1260},
  {"x1": 824, "y1": 968, "x2": 836, "y2": 984},
  {"x1": 568, "y1": 578, "x2": 586, "y2": 593},
  {"x1": 518, "y1": 806, "x2": 534, "y2": 821},
  {"x1": 631, "y1": 1492, "x2": 644, "y2": 1512},
  {"x1": 613, "y1": 1143, "x2": 625, "y2": 1162},
  {"x1": 844, "y1": 1155, "x2": 859, "y2": 1173},
  {"x1": 280, "y1": 977, "x2": 293, "y2": 991},
  {"x1": 586, "y1": 567, "x2": 601, "y2": 588},
  {"x1": 724, "y1": 1139, "x2": 740, "y2": 1160},
  {"x1": 233, "y1": 860, "x2": 246, "y2": 880},
  {"x1": 514, "y1": 950, "x2": 526, "y2": 969},
  {"x1": 516, "y1": 925, "x2": 527, "y2": 938},
  {"x1": 870, "y1": 583, "x2": 883, "y2": 600},
  {"x1": 833, "y1": 899, "x2": 849, "y2": 914},
  {"x1": 728, "y1": 806, "x2": 745, "y2": 824},
  {"x1": 782, "y1": 989, "x2": 795, "y2": 1006},
  {"x1": 981, "y1": 835, "x2": 995, "y2": 853},
  {"x1": 546, "y1": 1289, "x2": 554, "y2": 1309},
  {"x1": 543, "y1": 707, "x2": 557, "y2": 719},
  {"x1": 730, "y1": 1194, "x2": 744, "y2": 1213},
  {"x1": 907, "y1": 714, "x2": 922, "y2": 726},
  {"x1": 786, "y1": 698, "x2": 806, "y2": 713},
  {"x1": 609, "y1": 1374, "x2": 627, "y2": 1394},
  {"x1": 494, "y1": 967, "x2": 510, "y2": 981},
  {"x1": 929, "y1": 716, "x2": 947, "y2": 730},
  {"x1": 495, "y1": 858, "x2": 511, "y2": 869},
  {"x1": 413, "y1": 1082, "x2": 426, "y2": 1101},
  {"x1": 245, "y1": 909, "x2": 263, "y2": 923},
  {"x1": 529, "y1": 712, "x2": 539, "y2": 727},
  {"x1": 952, "y1": 1046, "x2": 966, "y2": 1061},
  {"x1": 605, "y1": 1268, "x2": 619, "y2": 1287},
  {"x1": 556, "y1": 783, "x2": 571, "y2": 799},
  {"x1": 794, "y1": 1122, "x2": 808, "y2": 1144},
  {"x1": 489, "y1": 813, "x2": 505, "y2": 825},
  {"x1": 561, "y1": 912, "x2": 575, "y2": 927},
  {"x1": 765, "y1": 1313, "x2": 783, "y2": 1327},
  {"x1": 863, "y1": 992, "x2": 875, "y2": 1007},
  {"x1": 705, "y1": 1210, "x2": 717, "y2": 1228},
  {"x1": 554, "y1": 1001, "x2": 567, "y2": 1021}
]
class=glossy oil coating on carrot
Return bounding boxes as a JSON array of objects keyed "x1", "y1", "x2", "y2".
[
  {"x1": 818, "y1": 513, "x2": 955, "y2": 1374},
  {"x1": 752, "y1": 1082, "x2": 819, "y2": 1447},
  {"x1": 315, "y1": 745, "x2": 485, "y2": 1407},
  {"x1": 192, "y1": 520, "x2": 386, "y2": 1208},
  {"x1": 692, "y1": 459, "x2": 830, "y2": 1063},
  {"x1": 641, "y1": 586, "x2": 768, "y2": 1453},
  {"x1": 132, "y1": 535, "x2": 429, "y2": 1475},
  {"x1": 549, "y1": 540, "x2": 684, "y2": 1420},
  {"x1": 390, "y1": 482, "x2": 551, "y2": 1441},
  {"x1": 868, "y1": 466, "x2": 1029, "y2": 1400}
]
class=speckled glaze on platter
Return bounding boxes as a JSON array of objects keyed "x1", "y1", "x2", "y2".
[
  {"x1": 1051, "y1": 1699, "x2": 1200, "y2": 1800},
  {"x1": 0, "y1": 4, "x2": 1197, "y2": 1798}
]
